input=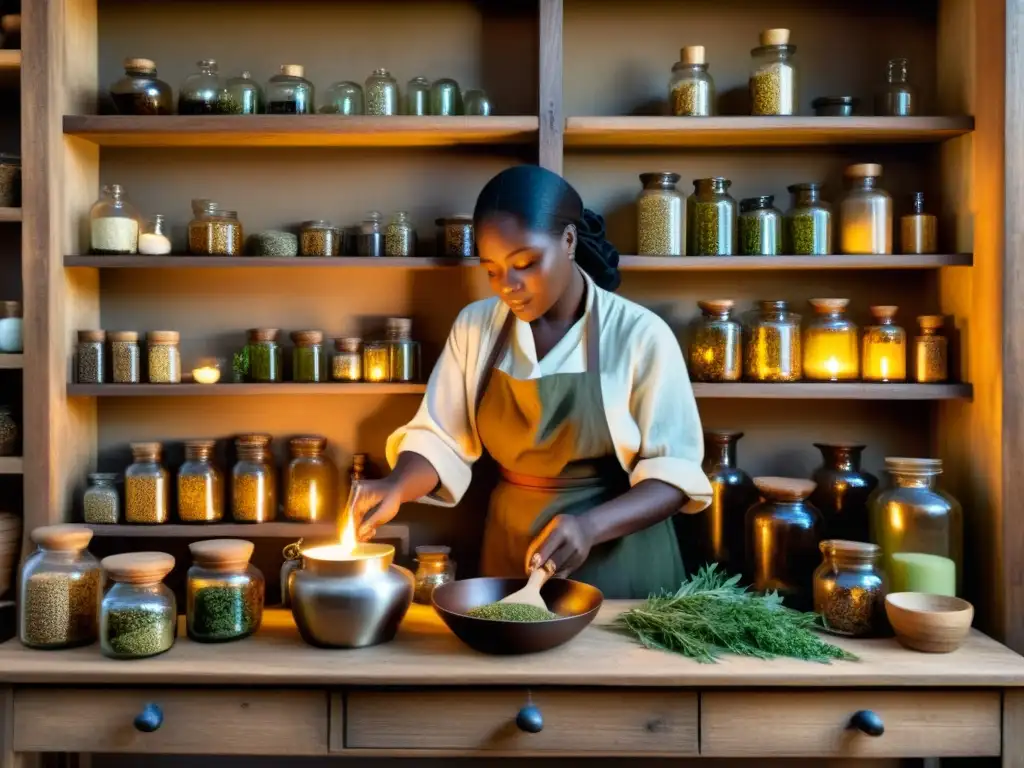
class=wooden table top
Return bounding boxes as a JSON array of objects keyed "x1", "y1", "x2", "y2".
[{"x1": 0, "y1": 602, "x2": 1022, "y2": 687}]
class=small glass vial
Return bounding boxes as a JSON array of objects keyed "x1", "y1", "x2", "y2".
[
  {"x1": 785, "y1": 183, "x2": 832, "y2": 255},
  {"x1": 688, "y1": 299, "x2": 742, "y2": 382},
  {"x1": 109, "y1": 331, "x2": 140, "y2": 383},
  {"x1": 177, "y1": 439, "x2": 224, "y2": 523},
  {"x1": 187, "y1": 539, "x2": 264, "y2": 643},
  {"x1": 901, "y1": 192, "x2": 937, "y2": 255},
  {"x1": 406, "y1": 77, "x2": 431, "y2": 115},
  {"x1": 669, "y1": 45, "x2": 714, "y2": 117},
  {"x1": 110, "y1": 57, "x2": 173, "y2": 115},
  {"x1": 385, "y1": 212, "x2": 416, "y2": 257},
  {"x1": 267, "y1": 64, "x2": 315, "y2": 114},
  {"x1": 285, "y1": 435, "x2": 337, "y2": 522},
  {"x1": 637, "y1": 172, "x2": 684, "y2": 257},
  {"x1": 430, "y1": 78, "x2": 462, "y2": 116},
  {"x1": 915, "y1": 315, "x2": 948, "y2": 383},
  {"x1": 358, "y1": 211, "x2": 385, "y2": 257},
  {"x1": 363, "y1": 341, "x2": 390, "y2": 383},
  {"x1": 232, "y1": 436, "x2": 277, "y2": 523},
  {"x1": 322, "y1": 81, "x2": 364, "y2": 115},
  {"x1": 100, "y1": 552, "x2": 176, "y2": 659},
  {"x1": 743, "y1": 300, "x2": 802, "y2": 382},
  {"x1": 803, "y1": 298, "x2": 859, "y2": 382},
  {"x1": 224, "y1": 71, "x2": 264, "y2": 115},
  {"x1": 332, "y1": 337, "x2": 362, "y2": 382},
  {"x1": 300, "y1": 220, "x2": 340, "y2": 257},
  {"x1": 437, "y1": 215, "x2": 475, "y2": 258},
  {"x1": 413, "y1": 545, "x2": 456, "y2": 604},
  {"x1": 739, "y1": 195, "x2": 782, "y2": 256},
  {"x1": 179, "y1": 59, "x2": 227, "y2": 115},
  {"x1": 247, "y1": 328, "x2": 282, "y2": 383},
  {"x1": 125, "y1": 441, "x2": 170, "y2": 524},
  {"x1": 147, "y1": 330, "x2": 181, "y2": 384},
  {"x1": 0, "y1": 405, "x2": 16, "y2": 456},
  {"x1": 139, "y1": 214, "x2": 172, "y2": 255},
  {"x1": 365, "y1": 68, "x2": 399, "y2": 116},
  {"x1": 687, "y1": 177, "x2": 737, "y2": 256},
  {"x1": 351, "y1": 453, "x2": 368, "y2": 483},
  {"x1": 90, "y1": 184, "x2": 139, "y2": 255},
  {"x1": 862, "y1": 305, "x2": 907, "y2": 382},
  {"x1": 876, "y1": 58, "x2": 916, "y2": 117},
  {"x1": 83, "y1": 473, "x2": 120, "y2": 524},
  {"x1": 0, "y1": 300, "x2": 21, "y2": 353},
  {"x1": 813, "y1": 540, "x2": 887, "y2": 638},
  {"x1": 387, "y1": 317, "x2": 421, "y2": 383},
  {"x1": 840, "y1": 163, "x2": 892, "y2": 255},
  {"x1": 291, "y1": 330, "x2": 324, "y2": 383},
  {"x1": 749, "y1": 28, "x2": 797, "y2": 116},
  {"x1": 76, "y1": 330, "x2": 106, "y2": 384},
  {"x1": 464, "y1": 89, "x2": 492, "y2": 116}
]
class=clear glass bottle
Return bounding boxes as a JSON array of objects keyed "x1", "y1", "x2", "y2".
[
  {"x1": 840, "y1": 163, "x2": 892, "y2": 255},
  {"x1": 179, "y1": 59, "x2": 227, "y2": 115},
  {"x1": 870, "y1": 457, "x2": 962, "y2": 596},
  {"x1": 363, "y1": 340, "x2": 390, "y2": 382},
  {"x1": 688, "y1": 299, "x2": 742, "y2": 382},
  {"x1": 139, "y1": 214, "x2": 172, "y2": 255},
  {"x1": 247, "y1": 328, "x2": 282, "y2": 383},
  {"x1": 90, "y1": 184, "x2": 139, "y2": 255},
  {"x1": 385, "y1": 212, "x2": 416, "y2": 257},
  {"x1": 413, "y1": 545, "x2": 456, "y2": 604},
  {"x1": 687, "y1": 177, "x2": 737, "y2": 256},
  {"x1": 291, "y1": 330, "x2": 324, "y2": 383},
  {"x1": 862, "y1": 305, "x2": 907, "y2": 382},
  {"x1": 232, "y1": 437, "x2": 277, "y2": 523},
  {"x1": 876, "y1": 58, "x2": 916, "y2": 117},
  {"x1": 430, "y1": 78, "x2": 462, "y2": 116},
  {"x1": 83, "y1": 473, "x2": 120, "y2": 524},
  {"x1": 785, "y1": 183, "x2": 832, "y2": 255},
  {"x1": 358, "y1": 211, "x2": 385, "y2": 257},
  {"x1": 406, "y1": 76, "x2": 431, "y2": 115},
  {"x1": 464, "y1": 89, "x2": 492, "y2": 116},
  {"x1": 813, "y1": 540, "x2": 887, "y2": 638},
  {"x1": 803, "y1": 298, "x2": 859, "y2": 382},
  {"x1": 332, "y1": 338, "x2": 362, "y2": 382},
  {"x1": 284, "y1": 435, "x2": 337, "y2": 522},
  {"x1": 19, "y1": 525, "x2": 102, "y2": 649},
  {"x1": 146, "y1": 330, "x2": 181, "y2": 384},
  {"x1": 186, "y1": 539, "x2": 264, "y2": 643},
  {"x1": 108, "y1": 330, "x2": 139, "y2": 384},
  {"x1": 300, "y1": 220, "x2": 341, "y2": 257},
  {"x1": 110, "y1": 57, "x2": 173, "y2": 115},
  {"x1": 915, "y1": 315, "x2": 948, "y2": 383},
  {"x1": 365, "y1": 68, "x2": 399, "y2": 116},
  {"x1": 321, "y1": 81, "x2": 364, "y2": 115},
  {"x1": 669, "y1": 45, "x2": 714, "y2": 117},
  {"x1": 125, "y1": 441, "x2": 169, "y2": 524},
  {"x1": 743, "y1": 300, "x2": 802, "y2": 382},
  {"x1": 739, "y1": 195, "x2": 782, "y2": 256},
  {"x1": 749, "y1": 28, "x2": 797, "y2": 116},
  {"x1": 0, "y1": 405, "x2": 17, "y2": 457},
  {"x1": 437, "y1": 215, "x2": 474, "y2": 258},
  {"x1": 0, "y1": 300, "x2": 21, "y2": 353},
  {"x1": 637, "y1": 172, "x2": 683, "y2": 257},
  {"x1": 177, "y1": 439, "x2": 224, "y2": 523},
  {"x1": 387, "y1": 317, "x2": 421, "y2": 383},
  {"x1": 100, "y1": 552, "x2": 176, "y2": 659},
  {"x1": 224, "y1": 71, "x2": 264, "y2": 115},
  {"x1": 900, "y1": 192, "x2": 937, "y2": 255},
  {"x1": 267, "y1": 64, "x2": 315, "y2": 114},
  {"x1": 76, "y1": 329, "x2": 106, "y2": 384}
]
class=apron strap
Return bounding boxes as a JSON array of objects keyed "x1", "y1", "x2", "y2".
[{"x1": 585, "y1": 296, "x2": 600, "y2": 374}]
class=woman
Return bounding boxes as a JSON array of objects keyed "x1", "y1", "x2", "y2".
[{"x1": 356, "y1": 165, "x2": 711, "y2": 598}]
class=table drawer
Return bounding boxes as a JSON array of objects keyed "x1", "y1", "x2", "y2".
[
  {"x1": 13, "y1": 688, "x2": 329, "y2": 755},
  {"x1": 345, "y1": 689, "x2": 698, "y2": 754},
  {"x1": 701, "y1": 690, "x2": 1001, "y2": 758}
]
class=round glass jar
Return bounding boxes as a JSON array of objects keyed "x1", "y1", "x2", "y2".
[
  {"x1": 686, "y1": 177, "x2": 737, "y2": 256},
  {"x1": 90, "y1": 184, "x2": 139, "y2": 255},
  {"x1": 300, "y1": 220, "x2": 340, "y2": 258},
  {"x1": 840, "y1": 163, "x2": 892, "y2": 255},
  {"x1": 232, "y1": 436, "x2": 277, "y2": 523},
  {"x1": 147, "y1": 330, "x2": 181, "y2": 384},
  {"x1": 862, "y1": 305, "x2": 906, "y2": 382},
  {"x1": 100, "y1": 552, "x2": 176, "y2": 659},
  {"x1": 688, "y1": 299, "x2": 742, "y2": 382},
  {"x1": 669, "y1": 45, "x2": 714, "y2": 116},
  {"x1": 179, "y1": 59, "x2": 227, "y2": 115},
  {"x1": 430, "y1": 78, "x2": 462, "y2": 116},
  {"x1": 363, "y1": 341, "x2": 391, "y2": 383},
  {"x1": 914, "y1": 315, "x2": 948, "y2": 383},
  {"x1": 125, "y1": 441, "x2": 169, "y2": 524},
  {"x1": 749, "y1": 28, "x2": 797, "y2": 116},
  {"x1": 189, "y1": 208, "x2": 243, "y2": 257},
  {"x1": 109, "y1": 330, "x2": 140, "y2": 384},
  {"x1": 224, "y1": 71, "x2": 264, "y2": 115},
  {"x1": 876, "y1": 57, "x2": 916, "y2": 117},
  {"x1": 0, "y1": 300, "x2": 21, "y2": 353},
  {"x1": 413, "y1": 545, "x2": 456, "y2": 604},
  {"x1": 247, "y1": 328, "x2": 282, "y2": 383},
  {"x1": 139, "y1": 214, "x2": 171, "y2": 255},
  {"x1": 802, "y1": 298, "x2": 859, "y2": 382},
  {"x1": 464, "y1": 89, "x2": 492, "y2": 116},
  {"x1": 387, "y1": 317, "x2": 421, "y2": 383},
  {"x1": 332, "y1": 337, "x2": 362, "y2": 382},
  {"x1": 743, "y1": 300, "x2": 802, "y2": 382},
  {"x1": 284, "y1": 435, "x2": 337, "y2": 522},
  {"x1": 83, "y1": 472, "x2": 120, "y2": 524},
  {"x1": 437, "y1": 215, "x2": 474, "y2": 258},
  {"x1": 385, "y1": 212, "x2": 416, "y2": 257},
  {"x1": 291, "y1": 330, "x2": 324, "y2": 383},
  {"x1": 813, "y1": 540, "x2": 887, "y2": 638},
  {"x1": 406, "y1": 76, "x2": 431, "y2": 115},
  {"x1": 267, "y1": 64, "x2": 315, "y2": 114},
  {"x1": 739, "y1": 195, "x2": 782, "y2": 256},
  {"x1": 76, "y1": 329, "x2": 106, "y2": 384},
  {"x1": 187, "y1": 539, "x2": 264, "y2": 643},
  {"x1": 110, "y1": 57, "x2": 173, "y2": 115},
  {"x1": 785, "y1": 183, "x2": 832, "y2": 255},
  {"x1": 0, "y1": 405, "x2": 17, "y2": 457},
  {"x1": 637, "y1": 172, "x2": 683, "y2": 257},
  {"x1": 19, "y1": 525, "x2": 102, "y2": 649},
  {"x1": 322, "y1": 81, "x2": 364, "y2": 115},
  {"x1": 358, "y1": 211, "x2": 385, "y2": 257},
  {"x1": 365, "y1": 68, "x2": 399, "y2": 116},
  {"x1": 177, "y1": 439, "x2": 223, "y2": 523}
]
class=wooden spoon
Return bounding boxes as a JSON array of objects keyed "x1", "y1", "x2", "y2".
[{"x1": 499, "y1": 559, "x2": 556, "y2": 610}]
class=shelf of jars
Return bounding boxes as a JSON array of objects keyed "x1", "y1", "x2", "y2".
[
  {"x1": 68, "y1": 383, "x2": 427, "y2": 397},
  {"x1": 82, "y1": 522, "x2": 407, "y2": 548}
]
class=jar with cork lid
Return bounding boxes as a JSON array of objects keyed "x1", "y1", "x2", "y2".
[
  {"x1": 688, "y1": 300, "x2": 742, "y2": 382},
  {"x1": 247, "y1": 328, "x2": 282, "y2": 383},
  {"x1": 109, "y1": 331, "x2": 140, "y2": 384},
  {"x1": 232, "y1": 434, "x2": 277, "y2": 523},
  {"x1": 178, "y1": 439, "x2": 224, "y2": 523},
  {"x1": 110, "y1": 58, "x2": 173, "y2": 115},
  {"x1": 76, "y1": 330, "x2": 106, "y2": 384},
  {"x1": 100, "y1": 552, "x2": 177, "y2": 659},
  {"x1": 669, "y1": 45, "x2": 714, "y2": 117},
  {"x1": 840, "y1": 163, "x2": 892, "y2": 255},
  {"x1": 125, "y1": 441, "x2": 170, "y2": 524},
  {"x1": 291, "y1": 330, "x2": 324, "y2": 383},
  {"x1": 900, "y1": 192, "x2": 937, "y2": 255},
  {"x1": 147, "y1": 330, "x2": 181, "y2": 383},
  {"x1": 914, "y1": 315, "x2": 948, "y2": 383},
  {"x1": 90, "y1": 184, "x2": 139, "y2": 255},
  {"x1": 0, "y1": 300, "x2": 21, "y2": 353},
  {"x1": 267, "y1": 64, "x2": 315, "y2": 114},
  {"x1": 332, "y1": 337, "x2": 362, "y2": 382},
  {"x1": 187, "y1": 539, "x2": 264, "y2": 643},
  {"x1": 802, "y1": 298, "x2": 860, "y2": 382},
  {"x1": 749, "y1": 29, "x2": 797, "y2": 116},
  {"x1": 862, "y1": 306, "x2": 907, "y2": 382},
  {"x1": 284, "y1": 436, "x2": 337, "y2": 522},
  {"x1": 387, "y1": 317, "x2": 421, "y2": 383},
  {"x1": 636, "y1": 172, "x2": 683, "y2": 257}
]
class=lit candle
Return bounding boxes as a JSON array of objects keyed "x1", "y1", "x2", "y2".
[
  {"x1": 192, "y1": 365, "x2": 221, "y2": 385},
  {"x1": 803, "y1": 298, "x2": 859, "y2": 381},
  {"x1": 862, "y1": 305, "x2": 907, "y2": 382},
  {"x1": 362, "y1": 342, "x2": 390, "y2": 383}
]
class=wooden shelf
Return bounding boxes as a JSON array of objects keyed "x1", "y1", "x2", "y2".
[
  {"x1": 66, "y1": 256, "x2": 477, "y2": 269},
  {"x1": 0, "y1": 209, "x2": 21, "y2": 223},
  {"x1": 0, "y1": 355, "x2": 22, "y2": 369},
  {"x1": 0, "y1": 458, "x2": 23, "y2": 475},
  {"x1": 564, "y1": 116, "x2": 975, "y2": 148},
  {"x1": 691, "y1": 383, "x2": 972, "y2": 400},
  {"x1": 62, "y1": 115, "x2": 539, "y2": 148},
  {"x1": 67, "y1": 383, "x2": 427, "y2": 397}
]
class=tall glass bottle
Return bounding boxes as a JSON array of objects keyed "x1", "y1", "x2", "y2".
[
  {"x1": 809, "y1": 443, "x2": 878, "y2": 542},
  {"x1": 669, "y1": 45, "x2": 714, "y2": 117},
  {"x1": 267, "y1": 65, "x2": 315, "y2": 114},
  {"x1": 686, "y1": 177, "x2": 736, "y2": 256},
  {"x1": 697, "y1": 431, "x2": 758, "y2": 576},
  {"x1": 637, "y1": 172, "x2": 683, "y2": 256},
  {"x1": 876, "y1": 58, "x2": 916, "y2": 117},
  {"x1": 840, "y1": 163, "x2": 892, "y2": 255}
]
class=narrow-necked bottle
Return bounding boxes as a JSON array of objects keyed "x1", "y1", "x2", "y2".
[
  {"x1": 840, "y1": 163, "x2": 892, "y2": 255},
  {"x1": 876, "y1": 57, "x2": 916, "y2": 117}
]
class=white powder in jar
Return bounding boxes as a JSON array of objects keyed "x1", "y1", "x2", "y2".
[
  {"x1": 139, "y1": 232, "x2": 172, "y2": 255},
  {"x1": 91, "y1": 217, "x2": 139, "y2": 254}
]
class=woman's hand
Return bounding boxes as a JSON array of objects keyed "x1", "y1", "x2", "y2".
[
  {"x1": 354, "y1": 479, "x2": 403, "y2": 541},
  {"x1": 524, "y1": 515, "x2": 594, "y2": 577}
]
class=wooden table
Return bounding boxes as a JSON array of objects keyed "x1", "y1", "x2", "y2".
[{"x1": 0, "y1": 603, "x2": 1022, "y2": 765}]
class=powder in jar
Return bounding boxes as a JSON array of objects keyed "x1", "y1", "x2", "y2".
[
  {"x1": 22, "y1": 570, "x2": 100, "y2": 648},
  {"x1": 91, "y1": 218, "x2": 139, "y2": 255},
  {"x1": 139, "y1": 232, "x2": 172, "y2": 255}
]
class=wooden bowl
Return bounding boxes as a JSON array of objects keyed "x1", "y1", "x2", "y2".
[{"x1": 885, "y1": 592, "x2": 974, "y2": 653}]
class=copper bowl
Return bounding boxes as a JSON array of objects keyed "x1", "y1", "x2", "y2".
[{"x1": 432, "y1": 577, "x2": 603, "y2": 655}]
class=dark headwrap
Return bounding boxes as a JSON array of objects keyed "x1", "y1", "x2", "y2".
[{"x1": 473, "y1": 165, "x2": 621, "y2": 291}]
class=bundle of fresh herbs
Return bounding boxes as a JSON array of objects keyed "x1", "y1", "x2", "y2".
[{"x1": 616, "y1": 565, "x2": 858, "y2": 664}]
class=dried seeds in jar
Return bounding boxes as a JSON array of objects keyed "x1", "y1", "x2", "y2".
[
  {"x1": 83, "y1": 473, "x2": 120, "y2": 524},
  {"x1": 687, "y1": 178, "x2": 737, "y2": 256},
  {"x1": 291, "y1": 330, "x2": 324, "y2": 383},
  {"x1": 100, "y1": 552, "x2": 176, "y2": 659},
  {"x1": 177, "y1": 439, "x2": 224, "y2": 523},
  {"x1": 232, "y1": 436, "x2": 276, "y2": 523},
  {"x1": 299, "y1": 220, "x2": 340, "y2": 257},
  {"x1": 669, "y1": 46, "x2": 715, "y2": 117},
  {"x1": 147, "y1": 331, "x2": 181, "y2": 384},
  {"x1": 76, "y1": 330, "x2": 106, "y2": 384},
  {"x1": 688, "y1": 300, "x2": 742, "y2": 382},
  {"x1": 0, "y1": 406, "x2": 18, "y2": 457},
  {"x1": 189, "y1": 209, "x2": 243, "y2": 256},
  {"x1": 109, "y1": 331, "x2": 141, "y2": 384},
  {"x1": 914, "y1": 315, "x2": 948, "y2": 383},
  {"x1": 437, "y1": 216, "x2": 474, "y2": 258},
  {"x1": 743, "y1": 300, "x2": 802, "y2": 382},
  {"x1": 331, "y1": 337, "x2": 362, "y2": 381},
  {"x1": 636, "y1": 172, "x2": 683, "y2": 257},
  {"x1": 749, "y1": 29, "x2": 797, "y2": 116},
  {"x1": 124, "y1": 442, "x2": 169, "y2": 524},
  {"x1": 187, "y1": 539, "x2": 264, "y2": 643},
  {"x1": 739, "y1": 196, "x2": 782, "y2": 256},
  {"x1": 385, "y1": 212, "x2": 416, "y2": 257}
]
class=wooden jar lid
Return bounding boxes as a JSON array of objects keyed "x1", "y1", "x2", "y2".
[
  {"x1": 281, "y1": 64, "x2": 305, "y2": 78},
  {"x1": 289, "y1": 435, "x2": 327, "y2": 452},
  {"x1": 236, "y1": 433, "x2": 272, "y2": 447},
  {"x1": 185, "y1": 438, "x2": 216, "y2": 451},
  {"x1": 78, "y1": 330, "x2": 106, "y2": 343},
  {"x1": 754, "y1": 476, "x2": 816, "y2": 501},
  {"x1": 820, "y1": 539, "x2": 880, "y2": 560},
  {"x1": 760, "y1": 28, "x2": 790, "y2": 46},
  {"x1": 291, "y1": 330, "x2": 323, "y2": 346},
  {"x1": 808, "y1": 298, "x2": 849, "y2": 312},
  {"x1": 124, "y1": 58, "x2": 156, "y2": 71},
  {"x1": 108, "y1": 330, "x2": 139, "y2": 343},
  {"x1": 704, "y1": 429, "x2": 744, "y2": 442},
  {"x1": 147, "y1": 330, "x2": 180, "y2": 344},
  {"x1": 846, "y1": 163, "x2": 883, "y2": 178},
  {"x1": 31, "y1": 524, "x2": 93, "y2": 552},
  {"x1": 130, "y1": 441, "x2": 162, "y2": 457},
  {"x1": 680, "y1": 45, "x2": 706, "y2": 65},
  {"x1": 870, "y1": 305, "x2": 899, "y2": 321},
  {"x1": 698, "y1": 299, "x2": 735, "y2": 315},
  {"x1": 102, "y1": 552, "x2": 175, "y2": 584},
  {"x1": 247, "y1": 328, "x2": 280, "y2": 343},
  {"x1": 189, "y1": 539, "x2": 254, "y2": 571},
  {"x1": 918, "y1": 314, "x2": 945, "y2": 330}
]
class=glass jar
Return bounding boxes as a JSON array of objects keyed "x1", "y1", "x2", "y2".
[
  {"x1": 637, "y1": 172, "x2": 683, "y2": 257},
  {"x1": 813, "y1": 540, "x2": 887, "y2": 638},
  {"x1": 19, "y1": 525, "x2": 102, "y2": 649},
  {"x1": 0, "y1": 300, "x2": 21, "y2": 353},
  {"x1": 147, "y1": 330, "x2": 181, "y2": 384},
  {"x1": 191, "y1": 356, "x2": 223, "y2": 385},
  {"x1": 83, "y1": 472, "x2": 120, "y2": 524},
  {"x1": 109, "y1": 331, "x2": 140, "y2": 384},
  {"x1": 437, "y1": 215, "x2": 474, "y2": 258},
  {"x1": 267, "y1": 64, "x2": 315, "y2": 114},
  {"x1": 745, "y1": 477, "x2": 822, "y2": 611},
  {"x1": 284, "y1": 435, "x2": 337, "y2": 522},
  {"x1": 464, "y1": 89, "x2": 492, "y2": 116},
  {"x1": 802, "y1": 298, "x2": 859, "y2": 382},
  {"x1": 90, "y1": 184, "x2": 139, "y2": 255},
  {"x1": 322, "y1": 81, "x2": 364, "y2": 115},
  {"x1": 139, "y1": 214, "x2": 172, "y2": 255},
  {"x1": 332, "y1": 337, "x2": 362, "y2": 382},
  {"x1": 876, "y1": 58, "x2": 916, "y2": 117},
  {"x1": 125, "y1": 441, "x2": 169, "y2": 524},
  {"x1": 430, "y1": 78, "x2": 462, "y2": 116},
  {"x1": 900, "y1": 192, "x2": 938, "y2": 255},
  {"x1": 870, "y1": 457, "x2": 962, "y2": 596},
  {"x1": 743, "y1": 300, "x2": 802, "y2": 382},
  {"x1": 669, "y1": 45, "x2": 714, "y2": 117},
  {"x1": 914, "y1": 315, "x2": 948, "y2": 383},
  {"x1": 686, "y1": 177, "x2": 736, "y2": 256},
  {"x1": 840, "y1": 163, "x2": 892, "y2": 255},
  {"x1": 222, "y1": 71, "x2": 263, "y2": 115},
  {"x1": 385, "y1": 212, "x2": 416, "y2": 257},
  {"x1": 739, "y1": 195, "x2": 782, "y2": 256},
  {"x1": 387, "y1": 317, "x2": 421, "y2": 383},
  {"x1": 749, "y1": 28, "x2": 797, "y2": 116},
  {"x1": 688, "y1": 299, "x2": 742, "y2": 382},
  {"x1": 809, "y1": 444, "x2": 878, "y2": 543},
  {"x1": 0, "y1": 154, "x2": 19, "y2": 208},
  {"x1": 189, "y1": 207, "x2": 243, "y2": 256},
  {"x1": 186, "y1": 539, "x2": 264, "y2": 643},
  {"x1": 178, "y1": 439, "x2": 224, "y2": 523},
  {"x1": 100, "y1": 552, "x2": 176, "y2": 659},
  {"x1": 358, "y1": 211, "x2": 385, "y2": 258},
  {"x1": 247, "y1": 328, "x2": 282, "y2": 383},
  {"x1": 785, "y1": 183, "x2": 832, "y2": 256},
  {"x1": 363, "y1": 341, "x2": 390, "y2": 383},
  {"x1": 0, "y1": 405, "x2": 17, "y2": 457},
  {"x1": 413, "y1": 545, "x2": 456, "y2": 604},
  {"x1": 76, "y1": 330, "x2": 106, "y2": 384},
  {"x1": 862, "y1": 305, "x2": 906, "y2": 382},
  {"x1": 351, "y1": 453, "x2": 368, "y2": 483},
  {"x1": 696, "y1": 431, "x2": 758, "y2": 576},
  {"x1": 232, "y1": 437, "x2": 277, "y2": 522},
  {"x1": 291, "y1": 330, "x2": 324, "y2": 383},
  {"x1": 365, "y1": 68, "x2": 399, "y2": 116},
  {"x1": 179, "y1": 59, "x2": 227, "y2": 115},
  {"x1": 110, "y1": 57, "x2": 173, "y2": 115},
  {"x1": 300, "y1": 220, "x2": 340, "y2": 257},
  {"x1": 406, "y1": 76, "x2": 431, "y2": 115}
]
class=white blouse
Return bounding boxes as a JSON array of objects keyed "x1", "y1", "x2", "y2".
[{"x1": 386, "y1": 269, "x2": 713, "y2": 513}]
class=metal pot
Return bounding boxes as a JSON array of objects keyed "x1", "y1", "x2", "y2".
[{"x1": 289, "y1": 542, "x2": 413, "y2": 648}]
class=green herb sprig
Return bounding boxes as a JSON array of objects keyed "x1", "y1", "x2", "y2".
[{"x1": 232, "y1": 346, "x2": 250, "y2": 382}]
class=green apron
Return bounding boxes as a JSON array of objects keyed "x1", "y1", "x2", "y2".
[{"x1": 475, "y1": 299, "x2": 686, "y2": 599}]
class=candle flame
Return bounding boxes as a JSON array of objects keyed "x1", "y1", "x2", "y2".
[
  {"x1": 339, "y1": 507, "x2": 357, "y2": 554},
  {"x1": 825, "y1": 357, "x2": 840, "y2": 376}
]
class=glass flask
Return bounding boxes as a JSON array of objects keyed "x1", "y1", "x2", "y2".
[
  {"x1": 224, "y1": 71, "x2": 264, "y2": 115},
  {"x1": 876, "y1": 57, "x2": 916, "y2": 117},
  {"x1": 177, "y1": 439, "x2": 224, "y2": 523},
  {"x1": 809, "y1": 443, "x2": 878, "y2": 542},
  {"x1": 385, "y1": 212, "x2": 416, "y2": 257},
  {"x1": 413, "y1": 546, "x2": 456, "y2": 604},
  {"x1": 83, "y1": 473, "x2": 120, "y2": 524},
  {"x1": 802, "y1": 298, "x2": 859, "y2": 382},
  {"x1": 900, "y1": 192, "x2": 938, "y2": 255},
  {"x1": 110, "y1": 58, "x2": 173, "y2": 115},
  {"x1": 90, "y1": 184, "x2": 139, "y2": 255},
  {"x1": 186, "y1": 539, "x2": 264, "y2": 643},
  {"x1": 688, "y1": 299, "x2": 742, "y2": 382},
  {"x1": 636, "y1": 172, "x2": 683, "y2": 257},
  {"x1": 862, "y1": 305, "x2": 907, "y2": 382},
  {"x1": 359, "y1": 211, "x2": 385, "y2": 257},
  {"x1": 100, "y1": 552, "x2": 176, "y2": 659},
  {"x1": 687, "y1": 177, "x2": 737, "y2": 256},
  {"x1": 387, "y1": 317, "x2": 421, "y2": 383},
  {"x1": 914, "y1": 315, "x2": 948, "y2": 383},
  {"x1": 749, "y1": 28, "x2": 797, "y2": 116},
  {"x1": 232, "y1": 436, "x2": 277, "y2": 522},
  {"x1": 840, "y1": 163, "x2": 892, "y2": 255},
  {"x1": 738, "y1": 195, "x2": 782, "y2": 256},
  {"x1": 146, "y1": 330, "x2": 181, "y2": 384},
  {"x1": 332, "y1": 337, "x2": 362, "y2": 382},
  {"x1": 322, "y1": 81, "x2": 364, "y2": 115},
  {"x1": 139, "y1": 214, "x2": 171, "y2": 255},
  {"x1": 813, "y1": 540, "x2": 887, "y2": 638},
  {"x1": 267, "y1": 64, "x2": 315, "y2": 114},
  {"x1": 179, "y1": 59, "x2": 227, "y2": 115},
  {"x1": 743, "y1": 300, "x2": 802, "y2": 382},
  {"x1": 247, "y1": 328, "x2": 282, "y2": 383},
  {"x1": 291, "y1": 330, "x2": 324, "y2": 383},
  {"x1": 430, "y1": 78, "x2": 462, "y2": 116},
  {"x1": 785, "y1": 183, "x2": 832, "y2": 255},
  {"x1": 109, "y1": 330, "x2": 140, "y2": 384},
  {"x1": 669, "y1": 45, "x2": 714, "y2": 116},
  {"x1": 76, "y1": 329, "x2": 106, "y2": 384},
  {"x1": 125, "y1": 441, "x2": 170, "y2": 524},
  {"x1": 284, "y1": 435, "x2": 337, "y2": 522},
  {"x1": 406, "y1": 77, "x2": 431, "y2": 115},
  {"x1": 696, "y1": 430, "x2": 758, "y2": 575},
  {"x1": 365, "y1": 68, "x2": 399, "y2": 116}
]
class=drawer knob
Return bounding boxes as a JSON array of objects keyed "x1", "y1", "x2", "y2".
[
  {"x1": 516, "y1": 704, "x2": 543, "y2": 733},
  {"x1": 134, "y1": 703, "x2": 164, "y2": 733},
  {"x1": 849, "y1": 709, "x2": 884, "y2": 737}
]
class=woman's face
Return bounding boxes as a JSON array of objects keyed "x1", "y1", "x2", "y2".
[{"x1": 476, "y1": 214, "x2": 576, "y2": 323}]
